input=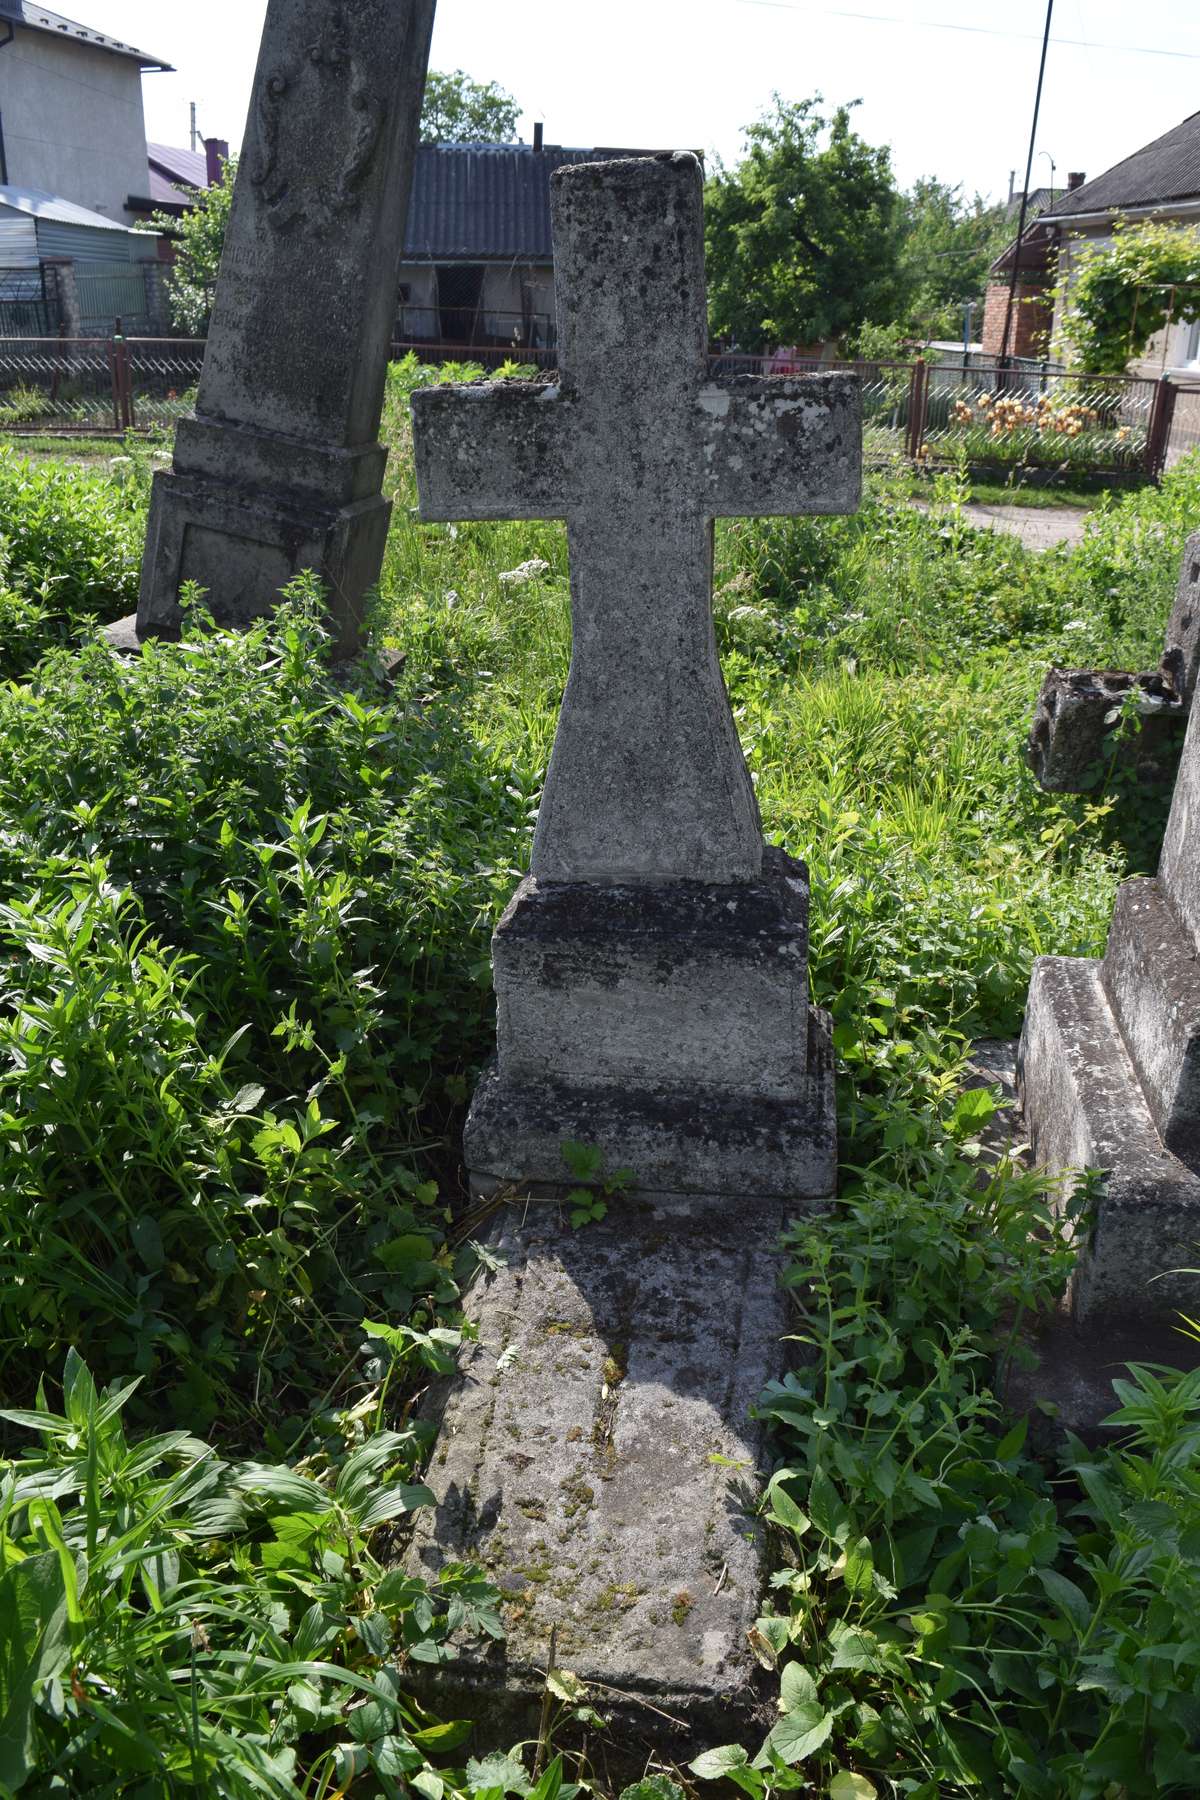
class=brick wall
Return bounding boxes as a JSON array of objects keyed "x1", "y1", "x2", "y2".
[{"x1": 981, "y1": 279, "x2": 1053, "y2": 359}]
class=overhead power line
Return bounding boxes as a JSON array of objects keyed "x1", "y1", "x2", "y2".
[{"x1": 735, "y1": 0, "x2": 1200, "y2": 62}]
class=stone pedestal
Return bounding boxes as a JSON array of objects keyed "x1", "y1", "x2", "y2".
[
  {"x1": 120, "y1": 0, "x2": 435, "y2": 658},
  {"x1": 465, "y1": 848, "x2": 836, "y2": 1199},
  {"x1": 1027, "y1": 529, "x2": 1200, "y2": 793},
  {"x1": 1020, "y1": 682, "x2": 1200, "y2": 1334},
  {"x1": 137, "y1": 422, "x2": 394, "y2": 655}
]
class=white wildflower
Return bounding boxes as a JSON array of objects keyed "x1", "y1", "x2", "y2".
[{"x1": 498, "y1": 558, "x2": 551, "y2": 586}]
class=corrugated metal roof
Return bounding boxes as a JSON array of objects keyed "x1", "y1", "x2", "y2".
[
  {"x1": 35, "y1": 215, "x2": 138, "y2": 261},
  {"x1": 0, "y1": 183, "x2": 131, "y2": 229},
  {"x1": 1043, "y1": 111, "x2": 1200, "y2": 219},
  {"x1": 5, "y1": 2, "x2": 171, "y2": 69},
  {"x1": 402, "y1": 144, "x2": 669, "y2": 261}
]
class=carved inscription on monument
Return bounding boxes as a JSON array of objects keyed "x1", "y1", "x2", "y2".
[{"x1": 250, "y1": 3, "x2": 387, "y2": 234}]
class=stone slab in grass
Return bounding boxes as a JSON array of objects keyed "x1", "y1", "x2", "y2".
[{"x1": 405, "y1": 1194, "x2": 794, "y2": 1760}]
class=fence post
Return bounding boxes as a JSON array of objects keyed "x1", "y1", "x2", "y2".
[
  {"x1": 40, "y1": 258, "x2": 81, "y2": 338},
  {"x1": 108, "y1": 336, "x2": 123, "y2": 431},
  {"x1": 1145, "y1": 375, "x2": 1178, "y2": 480},
  {"x1": 905, "y1": 359, "x2": 928, "y2": 461}
]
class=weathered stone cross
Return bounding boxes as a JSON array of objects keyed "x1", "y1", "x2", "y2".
[
  {"x1": 405, "y1": 158, "x2": 861, "y2": 1741},
  {"x1": 412, "y1": 153, "x2": 859, "y2": 885}
]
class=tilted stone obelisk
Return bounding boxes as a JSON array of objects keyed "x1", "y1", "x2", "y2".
[
  {"x1": 127, "y1": 0, "x2": 435, "y2": 658},
  {"x1": 1021, "y1": 669, "x2": 1200, "y2": 1344},
  {"x1": 413, "y1": 153, "x2": 860, "y2": 1199},
  {"x1": 401, "y1": 157, "x2": 860, "y2": 1756}
]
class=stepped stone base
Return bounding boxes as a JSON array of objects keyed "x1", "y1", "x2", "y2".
[
  {"x1": 1017, "y1": 953, "x2": 1200, "y2": 1325},
  {"x1": 404, "y1": 1194, "x2": 794, "y2": 1764},
  {"x1": 465, "y1": 847, "x2": 838, "y2": 1199},
  {"x1": 465, "y1": 1044, "x2": 836, "y2": 1199},
  {"x1": 134, "y1": 417, "x2": 395, "y2": 658}
]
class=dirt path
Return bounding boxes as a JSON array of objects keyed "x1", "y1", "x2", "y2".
[{"x1": 912, "y1": 498, "x2": 1089, "y2": 551}]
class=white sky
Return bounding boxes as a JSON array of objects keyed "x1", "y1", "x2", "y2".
[{"x1": 66, "y1": 0, "x2": 1200, "y2": 205}]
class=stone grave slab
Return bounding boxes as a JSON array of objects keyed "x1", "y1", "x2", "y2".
[
  {"x1": 109, "y1": 0, "x2": 435, "y2": 659},
  {"x1": 406, "y1": 1195, "x2": 788, "y2": 1759},
  {"x1": 1027, "y1": 528, "x2": 1200, "y2": 792},
  {"x1": 1020, "y1": 663, "x2": 1200, "y2": 1353}
]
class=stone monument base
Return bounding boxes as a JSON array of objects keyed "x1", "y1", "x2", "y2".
[
  {"x1": 404, "y1": 1194, "x2": 792, "y2": 1765},
  {"x1": 465, "y1": 847, "x2": 838, "y2": 1200},
  {"x1": 1027, "y1": 667, "x2": 1184, "y2": 793},
  {"x1": 1018, "y1": 952, "x2": 1200, "y2": 1326},
  {"x1": 133, "y1": 417, "x2": 395, "y2": 658}
]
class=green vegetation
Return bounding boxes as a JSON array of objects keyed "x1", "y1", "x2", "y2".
[
  {"x1": 892, "y1": 178, "x2": 1010, "y2": 344},
  {"x1": 705, "y1": 97, "x2": 905, "y2": 350},
  {"x1": 705, "y1": 104, "x2": 1008, "y2": 352},
  {"x1": 1, "y1": 359, "x2": 1199, "y2": 1793},
  {"x1": 419, "y1": 70, "x2": 522, "y2": 145},
  {"x1": 1057, "y1": 220, "x2": 1200, "y2": 374},
  {"x1": 141, "y1": 156, "x2": 237, "y2": 337}
]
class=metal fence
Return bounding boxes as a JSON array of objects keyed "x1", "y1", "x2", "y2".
[
  {"x1": 0, "y1": 334, "x2": 1185, "y2": 481},
  {"x1": 392, "y1": 304, "x2": 557, "y2": 369},
  {"x1": 1165, "y1": 384, "x2": 1200, "y2": 469},
  {"x1": 75, "y1": 264, "x2": 157, "y2": 337},
  {"x1": 0, "y1": 336, "x2": 203, "y2": 432},
  {"x1": 705, "y1": 352, "x2": 1170, "y2": 478},
  {"x1": 0, "y1": 269, "x2": 60, "y2": 338}
]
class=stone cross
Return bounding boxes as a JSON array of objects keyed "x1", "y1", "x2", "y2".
[
  {"x1": 413, "y1": 153, "x2": 858, "y2": 884},
  {"x1": 405, "y1": 160, "x2": 861, "y2": 1743},
  {"x1": 130, "y1": 0, "x2": 436, "y2": 658}
]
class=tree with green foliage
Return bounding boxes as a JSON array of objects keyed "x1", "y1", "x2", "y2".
[
  {"x1": 419, "y1": 68, "x2": 520, "y2": 144},
  {"x1": 704, "y1": 96, "x2": 904, "y2": 351},
  {"x1": 1057, "y1": 219, "x2": 1200, "y2": 373},
  {"x1": 895, "y1": 177, "x2": 1010, "y2": 341},
  {"x1": 141, "y1": 155, "x2": 236, "y2": 336}
]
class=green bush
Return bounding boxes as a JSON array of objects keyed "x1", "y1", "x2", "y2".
[
  {"x1": 0, "y1": 591, "x2": 532, "y2": 1429},
  {"x1": 0, "y1": 445, "x2": 144, "y2": 675},
  {"x1": 0, "y1": 1349, "x2": 500, "y2": 1797}
]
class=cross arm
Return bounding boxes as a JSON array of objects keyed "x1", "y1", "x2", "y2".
[
  {"x1": 698, "y1": 372, "x2": 861, "y2": 518},
  {"x1": 410, "y1": 380, "x2": 574, "y2": 521}
]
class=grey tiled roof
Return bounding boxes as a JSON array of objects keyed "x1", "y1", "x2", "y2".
[
  {"x1": 1044, "y1": 111, "x2": 1200, "y2": 217},
  {"x1": 402, "y1": 144, "x2": 672, "y2": 261},
  {"x1": 2, "y1": 2, "x2": 171, "y2": 69}
]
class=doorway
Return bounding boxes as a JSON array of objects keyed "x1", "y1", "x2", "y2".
[{"x1": 436, "y1": 264, "x2": 484, "y2": 344}]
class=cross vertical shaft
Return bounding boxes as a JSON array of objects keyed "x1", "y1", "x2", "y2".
[{"x1": 412, "y1": 153, "x2": 860, "y2": 885}]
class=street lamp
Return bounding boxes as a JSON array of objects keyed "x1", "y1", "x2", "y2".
[{"x1": 1039, "y1": 150, "x2": 1056, "y2": 204}]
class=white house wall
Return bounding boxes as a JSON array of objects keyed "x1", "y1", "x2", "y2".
[
  {"x1": 395, "y1": 262, "x2": 556, "y2": 346},
  {"x1": 0, "y1": 25, "x2": 151, "y2": 225},
  {"x1": 396, "y1": 265, "x2": 438, "y2": 339}
]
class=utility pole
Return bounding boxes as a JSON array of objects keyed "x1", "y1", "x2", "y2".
[
  {"x1": 190, "y1": 102, "x2": 198, "y2": 154},
  {"x1": 1000, "y1": 0, "x2": 1055, "y2": 367}
]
